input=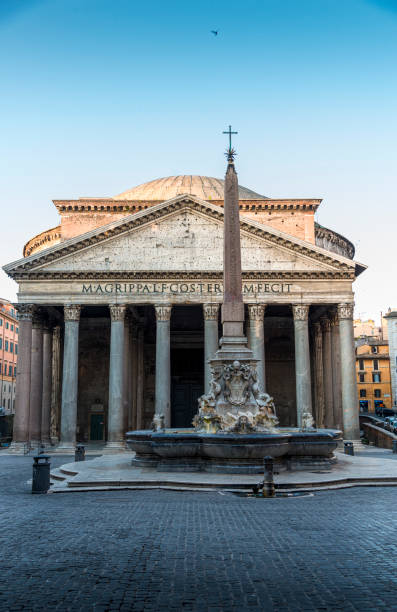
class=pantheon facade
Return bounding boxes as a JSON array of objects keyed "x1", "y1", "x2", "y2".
[{"x1": 4, "y1": 175, "x2": 364, "y2": 451}]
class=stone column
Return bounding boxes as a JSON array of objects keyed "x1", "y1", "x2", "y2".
[
  {"x1": 58, "y1": 305, "x2": 81, "y2": 451},
  {"x1": 122, "y1": 312, "x2": 131, "y2": 434},
  {"x1": 10, "y1": 304, "x2": 34, "y2": 450},
  {"x1": 136, "y1": 327, "x2": 144, "y2": 429},
  {"x1": 330, "y1": 310, "x2": 343, "y2": 430},
  {"x1": 203, "y1": 304, "x2": 219, "y2": 393},
  {"x1": 128, "y1": 320, "x2": 137, "y2": 431},
  {"x1": 313, "y1": 321, "x2": 325, "y2": 428},
  {"x1": 248, "y1": 304, "x2": 266, "y2": 392},
  {"x1": 50, "y1": 326, "x2": 62, "y2": 444},
  {"x1": 321, "y1": 316, "x2": 334, "y2": 428},
  {"x1": 41, "y1": 323, "x2": 52, "y2": 444},
  {"x1": 107, "y1": 304, "x2": 127, "y2": 449},
  {"x1": 338, "y1": 303, "x2": 360, "y2": 440},
  {"x1": 29, "y1": 313, "x2": 44, "y2": 444},
  {"x1": 154, "y1": 305, "x2": 172, "y2": 428},
  {"x1": 292, "y1": 305, "x2": 312, "y2": 427}
]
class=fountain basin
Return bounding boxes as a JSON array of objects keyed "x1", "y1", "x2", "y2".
[{"x1": 126, "y1": 428, "x2": 342, "y2": 474}]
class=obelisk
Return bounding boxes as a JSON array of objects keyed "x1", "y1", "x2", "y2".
[
  {"x1": 217, "y1": 129, "x2": 252, "y2": 359},
  {"x1": 193, "y1": 127, "x2": 278, "y2": 433},
  {"x1": 222, "y1": 152, "x2": 244, "y2": 339}
]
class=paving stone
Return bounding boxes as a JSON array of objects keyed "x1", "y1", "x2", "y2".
[{"x1": 0, "y1": 455, "x2": 397, "y2": 611}]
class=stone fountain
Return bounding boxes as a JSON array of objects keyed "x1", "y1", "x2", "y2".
[{"x1": 126, "y1": 135, "x2": 341, "y2": 473}]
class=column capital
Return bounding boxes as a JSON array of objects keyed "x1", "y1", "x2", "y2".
[
  {"x1": 32, "y1": 310, "x2": 45, "y2": 329},
  {"x1": 248, "y1": 304, "x2": 266, "y2": 321},
  {"x1": 292, "y1": 304, "x2": 310, "y2": 321},
  {"x1": 313, "y1": 320, "x2": 322, "y2": 333},
  {"x1": 109, "y1": 304, "x2": 127, "y2": 322},
  {"x1": 203, "y1": 303, "x2": 220, "y2": 321},
  {"x1": 329, "y1": 310, "x2": 339, "y2": 327},
  {"x1": 15, "y1": 303, "x2": 35, "y2": 321},
  {"x1": 64, "y1": 304, "x2": 81, "y2": 322},
  {"x1": 337, "y1": 303, "x2": 354, "y2": 320},
  {"x1": 155, "y1": 305, "x2": 172, "y2": 322},
  {"x1": 320, "y1": 315, "x2": 332, "y2": 332}
]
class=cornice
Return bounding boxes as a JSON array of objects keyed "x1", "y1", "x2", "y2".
[
  {"x1": 23, "y1": 225, "x2": 62, "y2": 257},
  {"x1": 4, "y1": 195, "x2": 359, "y2": 279},
  {"x1": 11, "y1": 270, "x2": 356, "y2": 281},
  {"x1": 53, "y1": 197, "x2": 322, "y2": 213}
]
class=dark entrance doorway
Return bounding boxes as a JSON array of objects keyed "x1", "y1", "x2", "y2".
[
  {"x1": 90, "y1": 413, "x2": 104, "y2": 440},
  {"x1": 171, "y1": 348, "x2": 204, "y2": 427},
  {"x1": 170, "y1": 306, "x2": 204, "y2": 428}
]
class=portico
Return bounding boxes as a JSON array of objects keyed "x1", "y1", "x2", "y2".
[{"x1": 4, "y1": 178, "x2": 365, "y2": 450}]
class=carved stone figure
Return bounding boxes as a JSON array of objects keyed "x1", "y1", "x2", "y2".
[
  {"x1": 300, "y1": 412, "x2": 316, "y2": 431},
  {"x1": 151, "y1": 414, "x2": 165, "y2": 431}
]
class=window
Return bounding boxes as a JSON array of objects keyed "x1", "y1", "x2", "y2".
[
  {"x1": 360, "y1": 389, "x2": 367, "y2": 398},
  {"x1": 374, "y1": 389, "x2": 381, "y2": 398},
  {"x1": 10, "y1": 324, "x2": 13, "y2": 331},
  {"x1": 10, "y1": 342, "x2": 13, "y2": 353},
  {"x1": 0, "y1": 318, "x2": 2, "y2": 326},
  {"x1": 5, "y1": 340, "x2": 8, "y2": 351},
  {"x1": 5, "y1": 322, "x2": 8, "y2": 329},
  {"x1": 14, "y1": 367, "x2": 16, "y2": 376},
  {"x1": 371, "y1": 346, "x2": 378, "y2": 353},
  {"x1": 15, "y1": 344, "x2": 18, "y2": 355},
  {"x1": 359, "y1": 373, "x2": 365, "y2": 383},
  {"x1": 8, "y1": 365, "x2": 12, "y2": 376},
  {"x1": 0, "y1": 363, "x2": 1, "y2": 374},
  {"x1": 16, "y1": 327, "x2": 18, "y2": 334},
  {"x1": 373, "y1": 372, "x2": 381, "y2": 383},
  {"x1": 373, "y1": 359, "x2": 379, "y2": 371},
  {"x1": 0, "y1": 338, "x2": 2, "y2": 349},
  {"x1": 359, "y1": 359, "x2": 364, "y2": 370}
]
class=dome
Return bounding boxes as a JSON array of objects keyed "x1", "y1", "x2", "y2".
[{"x1": 114, "y1": 175, "x2": 268, "y2": 201}]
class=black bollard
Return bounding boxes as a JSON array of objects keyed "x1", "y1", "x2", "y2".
[
  {"x1": 32, "y1": 455, "x2": 51, "y2": 494},
  {"x1": 263, "y1": 455, "x2": 275, "y2": 498},
  {"x1": 392, "y1": 440, "x2": 397, "y2": 454},
  {"x1": 75, "y1": 444, "x2": 85, "y2": 462},
  {"x1": 344, "y1": 441, "x2": 354, "y2": 456}
]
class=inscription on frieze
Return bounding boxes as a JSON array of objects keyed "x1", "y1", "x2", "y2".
[{"x1": 81, "y1": 281, "x2": 293, "y2": 296}]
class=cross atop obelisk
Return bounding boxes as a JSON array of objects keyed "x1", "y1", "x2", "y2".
[
  {"x1": 221, "y1": 125, "x2": 244, "y2": 340},
  {"x1": 223, "y1": 125, "x2": 238, "y2": 159}
]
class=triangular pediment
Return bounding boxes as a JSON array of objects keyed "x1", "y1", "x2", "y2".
[{"x1": 4, "y1": 194, "x2": 361, "y2": 279}]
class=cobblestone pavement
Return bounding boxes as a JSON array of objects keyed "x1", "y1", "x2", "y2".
[{"x1": 0, "y1": 455, "x2": 396, "y2": 611}]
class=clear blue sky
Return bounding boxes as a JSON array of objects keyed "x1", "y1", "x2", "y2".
[{"x1": 1, "y1": 0, "x2": 396, "y2": 321}]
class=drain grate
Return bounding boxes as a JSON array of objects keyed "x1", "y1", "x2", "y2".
[
  {"x1": 232, "y1": 491, "x2": 313, "y2": 499},
  {"x1": 311, "y1": 471, "x2": 332, "y2": 474}
]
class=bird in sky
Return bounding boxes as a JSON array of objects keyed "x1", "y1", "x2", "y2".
[{"x1": 211, "y1": 30, "x2": 219, "y2": 36}]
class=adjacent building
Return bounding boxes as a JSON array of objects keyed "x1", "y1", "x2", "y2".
[
  {"x1": 0, "y1": 299, "x2": 18, "y2": 415},
  {"x1": 3, "y1": 174, "x2": 366, "y2": 450},
  {"x1": 385, "y1": 309, "x2": 397, "y2": 409},
  {"x1": 356, "y1": 340, "x2": 392, "y2": 412}
]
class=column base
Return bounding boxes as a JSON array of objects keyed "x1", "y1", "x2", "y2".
[
  {"x1": 7, "y1": 441, "x2": 28, "y2": 454},
  {"x1": 54, "y1": 443, "x2": 76, "y2": 454},
  {"x1": 103, "y1": 441, "x2": 127, "y2": 453}
]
